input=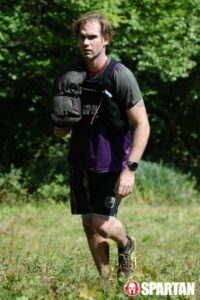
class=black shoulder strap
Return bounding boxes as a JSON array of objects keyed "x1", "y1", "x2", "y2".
[
  {"x1": 98, "y1": 58, "x2": 122, "y2": 96},
  {"x1": 99, "y1": 58, "x2": 119, "y2": 85},
  {"x1": 100, "y1": 58, "x2": 118, "y2": 77},
  {"x1": 81, "y1": 58, "x2": 121, "y2": 97}
]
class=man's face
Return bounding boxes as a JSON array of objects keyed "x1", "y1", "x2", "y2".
[{"x1": 78, "y1": 20, "x2": 109, "y2": 60}]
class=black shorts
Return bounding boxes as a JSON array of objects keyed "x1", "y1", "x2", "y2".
[{"x1": 69, "y1": 166, "x2": 121, "y2": 219}]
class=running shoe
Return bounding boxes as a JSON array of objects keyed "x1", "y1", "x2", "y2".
[{"x1": 117, "y1": 235, "x2": 136, "y2": 278}]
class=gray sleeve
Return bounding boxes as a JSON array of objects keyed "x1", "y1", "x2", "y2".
[{"x1": 113, "y1": 64, "x2": 143, "y2": 109}]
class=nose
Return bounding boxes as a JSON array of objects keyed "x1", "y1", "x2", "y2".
[{"x1": 83, "y1": 38, "x2": 89, "y2": 46}]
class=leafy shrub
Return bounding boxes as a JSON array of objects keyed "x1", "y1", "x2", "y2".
[
  {"x1": 135, "y1": 161, "x2": 199, "y2": 204},
  {"x1": 24, "y1": 136, "x2": 70, "y2": 193},
  {"x1": 36, "y1": 174, "x2": 70, "y2": 202},
  {"x1": 0, "y1": 160, "x2": 199, "y2": 205},
  {"x1": 0, "y1": 165, "x2": 28, "y2": 204},
  {"x1": 0, "y1": 136, "x2": 71, "y2": 204}
]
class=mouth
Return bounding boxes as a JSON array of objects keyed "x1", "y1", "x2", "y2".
[{"x1": 83, "y1": 49, "x2": 92, "y2": 54}]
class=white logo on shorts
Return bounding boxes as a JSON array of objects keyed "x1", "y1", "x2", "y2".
[{"x1": 105, "y1": 196, "x2": 115, "y2": 209}]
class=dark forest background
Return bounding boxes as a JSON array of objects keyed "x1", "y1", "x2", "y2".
[{"x1": 0, "y1": 0, "x2": 199, "y2": 199}]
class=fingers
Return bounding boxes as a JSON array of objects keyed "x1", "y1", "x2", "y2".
[
  {"x1": 114, "y1": 169, "x2": 135, "y2": 199},
  {"x1": 114, "y1": 177, "x2": 121, "y2": 199},
  {"x1": 115, "y1": 183, "x2": 132, "y2": 199}
]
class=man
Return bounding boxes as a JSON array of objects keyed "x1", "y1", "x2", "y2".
[{"x1": 53, "y1": 11, "x2": 150, "y2": 278}]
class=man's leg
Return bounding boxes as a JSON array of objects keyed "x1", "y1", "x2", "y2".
[
  {"x1": 86, "y1": 172, "x2": 135, "y2": 278},
  {"x1": 69, "y1": 168, "x2": 111, "y2": 277},
  {"x1": 69, "y1": 168, "x2": 109, "y2": 276},
  {"x1": 82, "y1": 215, "x2": 110, "y2": 277},
  {"x1": 92, "y1": 215, "x2": 136, "y2": 278},
  {"x1": 92, "y1": 216, "x2": 128, "y2": 248},
  {"x1": 76, "y1": 171, "x2": 135, "y2": 277}
]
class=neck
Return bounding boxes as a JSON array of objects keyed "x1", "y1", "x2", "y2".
[{"x1": 84, "y1": 53, "x2": 108, "y2": 73}]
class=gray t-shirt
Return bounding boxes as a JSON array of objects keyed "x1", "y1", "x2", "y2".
[{"x1": 69, "y1": 57, "x2": 143, "y2": 172}]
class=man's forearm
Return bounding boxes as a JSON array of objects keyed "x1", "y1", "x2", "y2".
[{"x1": 128, "y1": 122, "x2": 150, "y2": 163}]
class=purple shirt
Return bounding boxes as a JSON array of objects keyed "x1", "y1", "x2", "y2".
[
  {"x1": 68, "y1": 58, "x2": 143, "y2": 173},
  {"x1": 69, "y1": 117, "x2": 132, "y2": 173}
]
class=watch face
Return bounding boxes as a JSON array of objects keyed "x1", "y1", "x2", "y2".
[{"x1": 127, "y1": 161, "x2": 138, "y2": 171}]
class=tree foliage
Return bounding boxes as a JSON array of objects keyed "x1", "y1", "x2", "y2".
[{"x1": 0, "y1": 0, "x2": 199, "y2": 186}]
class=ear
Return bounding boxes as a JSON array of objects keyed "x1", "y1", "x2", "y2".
[{"x1": 103, "y1": 33, "x2": 110, "y2": 46}]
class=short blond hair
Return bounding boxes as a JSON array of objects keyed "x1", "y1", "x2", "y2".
[{"x1": 72, "y1": 11, "x2": 112, "y2": 41}]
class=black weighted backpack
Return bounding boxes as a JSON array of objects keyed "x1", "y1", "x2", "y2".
[{"x1": 50, "y1": 58, "x2": 130, "y2": 132}]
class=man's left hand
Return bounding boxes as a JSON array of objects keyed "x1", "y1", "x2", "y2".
[{"x1": 114, "y1": 166, "x2": 135, "y2": 199}]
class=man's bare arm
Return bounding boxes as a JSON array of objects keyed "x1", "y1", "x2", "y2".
[
  {"x1": 114, "y1": 100, "x2": 150, "y2": 199},
  {"x1": 126, "y1": 100, "x2": 150, "y2": 162}
]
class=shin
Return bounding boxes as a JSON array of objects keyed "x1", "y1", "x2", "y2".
[{"x1": 82, "y1": 216, "x2": 110, "y2": 277}]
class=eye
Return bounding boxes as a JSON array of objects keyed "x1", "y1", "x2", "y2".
[{"x1": 88, "y1": 35, "x2": 97, "y2": 40}]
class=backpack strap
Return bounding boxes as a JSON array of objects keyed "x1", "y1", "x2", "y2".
[
  {"x1": 98, "y1": 59, "x2": 130, "y2": 133},
  {"x1": 98, "y1": 58, "x2": 122, "y2": 97},
  {"x1": 81, "y1": 58, "x2": 122, "y2": 98}
]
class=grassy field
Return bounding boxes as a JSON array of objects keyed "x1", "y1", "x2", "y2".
[{"x1": 0, "y1": 195, "x2": 199, "y2": 300}]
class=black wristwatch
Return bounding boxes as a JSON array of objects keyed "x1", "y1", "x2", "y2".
[{"x1": 127, "y1": 161, "x2": 139, "y2": 171}]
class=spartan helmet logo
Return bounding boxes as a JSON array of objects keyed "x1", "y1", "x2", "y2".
[
  {"x1": 105, "y1": 196, "x2": 115, "y2": 209},
  {"x1": 128, "y1": 282, "x2": 137, "y2": 295},
  {"x1": 124, "y1": 280, "x2": 140, "y2": 297}
]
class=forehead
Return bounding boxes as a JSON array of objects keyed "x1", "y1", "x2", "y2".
[{"x1": 79, "y1": 20, "x2": 102, "y2": 35}]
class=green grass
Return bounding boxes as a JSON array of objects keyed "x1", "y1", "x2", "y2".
[
  {"x1": 0, "y1": 197, "x2": 199, "y2": 300},
  {"x1": 0, "y1": 161, "x2": 199, "y2": 299}
]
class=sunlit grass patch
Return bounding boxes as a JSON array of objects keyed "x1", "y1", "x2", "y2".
[{"x1": 0, "y1": 198, "x2": 199, "y2": 299}]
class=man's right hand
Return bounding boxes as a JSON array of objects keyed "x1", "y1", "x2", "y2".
[{"x1": 53, "y1": 126, "x2": 70, "y2": 138}]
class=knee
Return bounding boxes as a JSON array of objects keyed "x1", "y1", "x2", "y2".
[{"x1": 92, "y1": 219, "x2": 110, "y2": 239}]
